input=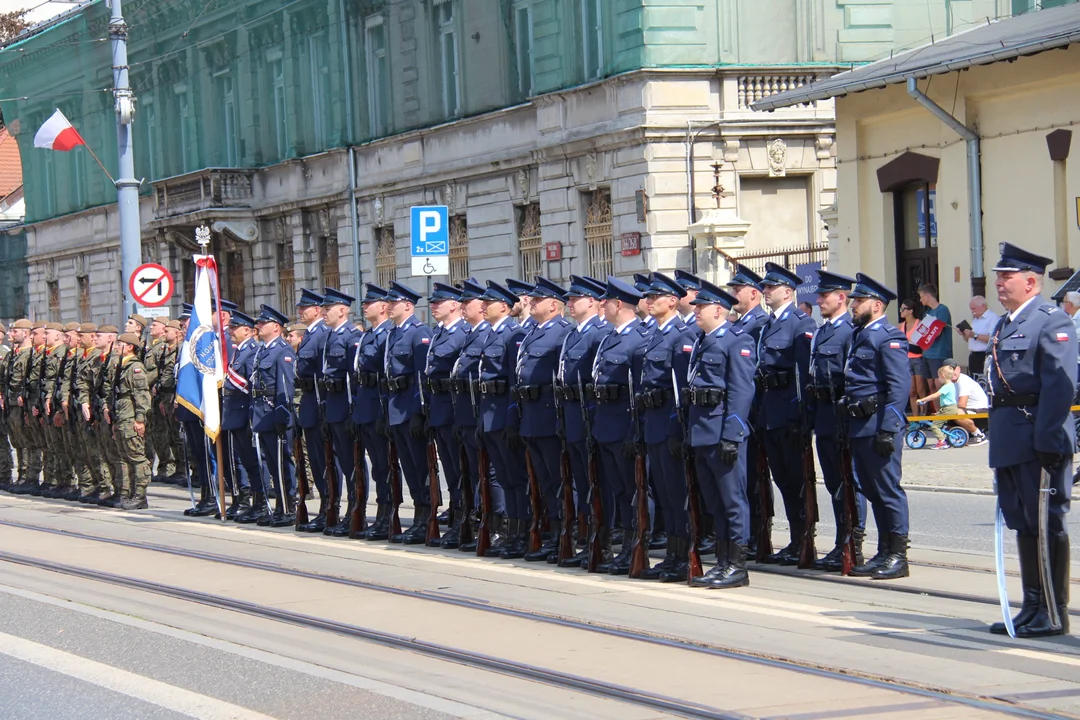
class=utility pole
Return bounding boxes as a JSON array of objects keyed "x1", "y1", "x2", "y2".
[{"x1": 109, "y1": 0, "x2": 141, "y2": 316}]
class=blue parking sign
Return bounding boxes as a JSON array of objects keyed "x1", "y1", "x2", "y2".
[{"x1": 410, "y1": 205, "x2": 450, "y2": 275}]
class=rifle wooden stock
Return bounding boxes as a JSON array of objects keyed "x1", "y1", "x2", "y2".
[
  {"x1": 556, "y1": 443, "x2": 575, "y2": 563},
  {"x1": 387, "y1": 435, "x2": 403, "y2": 537},
  {"x1": 349, "y1": 432, "x2": 368, "y2": 538},
  {"x1": 585, "y1": 441, "x2": 603, "y2": 572},
  {"x1": 294, "y1": 430, "x2": 310, "y2": 527},
  {"x1": 475, "y1": 438, "x2": 493, "y2": 556},
  {"x1": 458, "y1": 439, "x2": 475, "y2": 547},
  {"x1": 324, "y1": 428, "x2": 339, "y2": 528},
  {"x1": 426, "y1": 434, "x2": 442, "y2": 544},
  {"x1": 629, "y1": 449, "x2": 649, "y2": 578},
  {"x1": 684, "y1": 449, "x2": 704, "y2": 583},
  {"x1": 797, "y1": 438, "x2": 818, "y2": 569},
  {"x1": 839, "y1": 444, "x2": 857, "y2": 575},
  {"x1": 755, "y1": 441, "x2": 774, "y2": 562},
  {"x1": 525, "y1": 448, "x2": 543, "y2": 554}
]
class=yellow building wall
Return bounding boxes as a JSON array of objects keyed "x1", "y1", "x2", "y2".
[{"x1": 833, "y1": 44, "x2": 1080, "y2": 322}]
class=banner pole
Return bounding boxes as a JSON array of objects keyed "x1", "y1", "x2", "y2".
[{"x1": 215, "y1": 434, "x2": 227, "y2": 522}]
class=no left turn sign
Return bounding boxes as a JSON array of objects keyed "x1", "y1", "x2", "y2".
[{"x1": 129, "y1": 263, "x2": 175, "y2": 308}]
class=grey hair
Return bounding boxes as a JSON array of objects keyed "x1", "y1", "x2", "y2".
[{"x1": 1066, "y1": 291, "x2": 1080, "y2": 306}]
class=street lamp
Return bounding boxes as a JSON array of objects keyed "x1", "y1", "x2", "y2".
[{"x1": 688, "y1": 162, "x2": 750, "y2": 285}]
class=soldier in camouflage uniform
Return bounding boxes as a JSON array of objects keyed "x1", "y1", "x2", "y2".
[
  {"x1": 23, "y1": 323, "x2": 47, "y2": 494},
  {"x1": 39, "y1": 322, "x2": 71, "y2": 497},
  {"x1": 0, "y1": 323, "x2": 11, "y2": 490},
  {"x1": 143, "y1": 317, "x2": 174, "y2": 482},
  {"x1": 51, "y1": 322, "x2": 82, "y2": 499},
  {"x1": 68, "y1": 324, "x2": 103, "y2": 502},
  {"x1": 159, "y1": 320, "x2": 184, "y2": 484},
  {"x1": 77, "y1": 325, "x2": 117, "y2": 502},
  {"x1": 98, "y1": 326, "x2": 127, "y2": 507},
  {"x1": 114, "y1": 332, "x2": 152, "y2": 509},
  {"x1": 5, "y1": 320, "x2": 34, "y2": 492}
]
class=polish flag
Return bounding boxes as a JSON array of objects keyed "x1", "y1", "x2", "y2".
[{"x1": 33, "y1": 109, "x2": 86, "y2": 152}]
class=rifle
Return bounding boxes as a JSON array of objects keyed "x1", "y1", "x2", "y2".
[
  {"x1": 51, "y1": 346, "x2": 70, "y2": 422},
  {"x1": 294, "y1": 429, "x2": 311, "y2": 527},
  {"x1": 794, "y1": 365, "x2": 818, "y2": 569},
  {"x1": 383, "y1": 393, "x2": 403, "y2": 537},
  {"x1": 672, "y1": 368, "x2": 703, "y2": 583},
  {"x1": 577, "y1": 373, "x2": 603, "y2": 572},
  {"x1": 419, "y1": 372, "x2": 441, "y2": 545},
  {"x1": 107, "y1": 350, "x2": 122, "y2": 429},
  {"x1": 34, "y1": 347, "x2": 48, "y2": 426},
  {"x1": 457, "y1": 424, "x2": 476, "y2": 547},
  {"x1": 553, "y1": 371, "x2": 575, "y2": 564},
  {"x1": 524, "y1": 446, "x2": 543, "y2": 553},
  {"x1": 472, "y1": 370, "x2": 492, "y2": 556},
  {"x1": 628, "y1": 372, "x2": 649, "y2": 579},
  {"x1": 826, "y1": 369, "x2": 858, "y2": 575},
  {"x1": 350, "y1": 426, "x2": 369, "y2": 537}
]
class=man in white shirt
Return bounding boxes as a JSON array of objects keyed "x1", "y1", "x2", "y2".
[
  {"x1": 958, "y1": 295, "x2": 999, "y2": 377},
  {"x1": 943, "y1": 358, "x2": 987, "y2": 445}
]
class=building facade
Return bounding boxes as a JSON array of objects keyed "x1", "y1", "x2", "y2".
[{"x1": 0, "y1": 0, "x2": 1032, "y2": 322}]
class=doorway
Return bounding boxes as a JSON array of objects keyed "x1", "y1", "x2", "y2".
[{"x1": 894, "y1": 183, "x2": 939, "y2": 304}]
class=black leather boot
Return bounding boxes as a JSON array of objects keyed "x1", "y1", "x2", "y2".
[
  {"x1": 328, "y1": 498, "x2": 355, "y2": 537},
  {"x1": 183, "y1": 483, "x2": 210, "y2": 516},
  {"x1": 483, "y1": 515, "x2": 509, "y2": 557},
  {"x1": 659, "y1": 537, "x2": 689, "y2": 583},
  {"x1": 645, "y1": 537, "x2": 680, "y2": 581},
  {"x1": 270, "y1": 496, "x2": 298, "y2": 528},
  {"x1": 777, "y1": 522, "x2": 804, "y2": 566},
  {"x1": 401, "y1": 505, "x2": 430, "y2": 545},
  {"x1": 691, "y1": 539, "x2": 730, "y2": 587},
  {"x1": 992, "y1": 534, "x2": 1043, "y2": 634},
  {"x1": 871, "y1": 533, "x2": 910, "y2": 580},
  {"x1": 227, "y1": 489, "x2": 252, "y2": 521},
  {"x1": 850, "y1": 532, "x2": 888, "y2": 577},
  {"x1": 525, "y1": 519, "x2": 559, "y2": 562},
  {"x1": 236, "y1": 493, "x2": 266, "y2": 524},
  {"x1": 499, "y1": 519, "x2": 528, "y2": 559},
  {"x1": 364, "y1": 504, "x2": 391, "y2": 540},
  {"x1": 1016, "y1": 532, "x2": 1071, "y2": 638},
  {"x1": 437, "y1": 507, "x2": 451, "y2": 526},
  {"x1": 121, "y1": 492, "x2": 149, "y2": 511},
  {"x1": 440, "y1": 506, "x2": 464, "y2": 549},
  {"x1": 814, "y1": 545, "x2": 844, "y2": 572},
  {"x1": 600, "y1": 527, "x2": 632, "y2": 574},
  {"x1": 258, "y1": 495, "x2": 281, "y2": 526},
  {"x1": 459, "y1": 511, "x2": 482, "y2": 552},
  {"x1": 583, "y1": 525, "x2": 612, "y2": 571},
  {"x1": 704, "y1": 542, "x2": 750, "y2": 589},
  {"x1": 560, "y1": 519, "x2": 591, "y2": 568},
  {"x1": 297, "y1": 497, "x2": 327, "y2": 533},
  {"x1": 610, "y1": 526, "x2": 624, "y2": 547}
]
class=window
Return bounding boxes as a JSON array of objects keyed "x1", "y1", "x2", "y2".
[
  {"x1": 581, "y1": 0, "x2": 603, "y2": 80},
  {"x1": 517, "y1": 203, "x2": 542, "y2": 281},
  {"x1": 226, "y1": 250, "x2": 245, "y2": 308},
  {"x1": 513, "y1": 1, "x2": 534, "y2": 97},
  {"x1": 583, "y1": 190, "x2": 613, "y2": 279},
  {"x1": 309, "y1": 32, "x2": 331, "y2": 149},
  {"x1": 448, "y1": 215, "x2": 469, "y2": 285},
  {"x1": 41, "y1": 153, "x2": 55, "y2": 218},
  {"x1": 77, "y1": 276, "x2": 90, "y2": 320},
  {"x1": 375, "y1": 226, "x2": 397, "y2": 287},
  {"x1": 142, "y1": 97, "x2": 158, "y2": 181},
  {"x1": 899, "y1": 183, "x2": 937, "y2": 251},
  {"x1": 47, "y1": 280, "x2": 60, "y2": 322},
  {"x1": 1013, "y1": 0, "x2": 1072, "y2": 15},
  {"x1": 365, "y1": 15, "x2": 390, "y2": 137},
  {"x1": 278, "y1": 240, "x2": 295, "y2": 310},
  {"x1": 434, "y1": 0, "x2": 460, "y2": 118},
  {"x1": 270, "y1": 55, "x2": 288, "y2": 158},
  {"x1": 319, "y1": 235, "x2": 340, "y2": 289},
  {"x1": 215, "y1": 71, "x2": 239, "y2": 166},
  {"x1": 71, "y1": 149, "x2": 85, "y2": 207},
  {"x1": 175, "y1": 83, "x2": 198, "y2": 172}
]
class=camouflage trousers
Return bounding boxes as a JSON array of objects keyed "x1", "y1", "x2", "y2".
[
  {"x1": 97, "y1": 421, "x2": 123, "y2": 497},
  {"x1": 115, "y1": 420, "x2": 150, "y2": 500},
  {"x1": 7, "y1": 407, "x2": 27, "y2": 481},
  {"x1": 21, "y1": 410, "x2": 44, "y2": 485},
  {"x1": 0, "y1": 415, "x2": 11, "y2": 484},
  {"x1": 71, "y1": 418, "x2": 103, "y2": 494},
  {"x1": 148, "y1": 398, "x2": 176, "y2": 478},
  {"x1": 42, "y1": 415, "x2": 72, "y2": 489}
]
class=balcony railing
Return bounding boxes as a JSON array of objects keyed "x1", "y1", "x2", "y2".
[
  {"x1": 153, "y1": 168, "x2": 255, "y2": 219},
  {"x1": 736, "y1": 74, "x2": 819, "y2": 109}
]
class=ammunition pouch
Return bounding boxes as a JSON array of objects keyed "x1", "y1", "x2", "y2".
[
  {"x1": 756, "y1": 370, "x2": 792, "y2": 391},
  {"x1": 354, "y1": 371, "x2": 380, "y2": 389},
  {"x1": 688, "y1": 388, "x2": 726, "y2": 407},
  {"x1": 843, "y1": 394, "x2": 883, "y2": 419},
  {"x1": 812, "y1": 385, "x2": 844, "y2": 402},
  {"x1": 387, "y1": 375, "x2": 413, "y2": 392},
  {"x1": 321, "y1": 377, "x2": 347, "y2": 393},
  {"x1": 593, "y1": 383, "x2": 625, "y2": 402},
  {"x1": 479, "y1": 379, "x2": 508, "y2": 396},
  {"x1": 426, "y1": 377, "x2": 453, "y2": 394},
  {"x1": 297, "y1": 377, "x2": 317, "y2": 392},
  {"x1": 638, "y1": 388, "x2": 672, "y2": 409},
  {"x1": 555, "y1": 384, "x2": 586, "y2": 403},
  {"x1": 512, "y1": 384, "x2": 551, "y2": 402}
]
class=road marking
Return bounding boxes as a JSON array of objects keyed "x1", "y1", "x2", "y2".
[{"x1": 0, "y1": 629, "x2": 275, "y2": 720}]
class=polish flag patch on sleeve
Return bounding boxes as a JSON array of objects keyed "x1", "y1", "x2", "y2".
[
  {"x1": 889, "y1": 341, "x2": 902, "y2": 349},
  {"x1": 421, "y1": 337, "x2": 430, "y2": 344},
  {"x1": 284, "y1": 356, "x2": 293, "y2": 362},
  {"x1": 1057, "y1": 332, "x2": 1070, "y2": 342},
  {"x1": 740, "y1": 348, "x2": 751, "y2": 357},
  {"x1": 682, "y1": 344, "x2": 693, "y2": 352},
  {"x1": 805, "y1": 332, "x2": 813, "y2": 339}
]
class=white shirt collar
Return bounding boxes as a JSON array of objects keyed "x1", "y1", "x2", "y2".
[
  {"x1": 1008, "y1": 296, "x2": 1039, "y2": 322},
  {"x1": 491, "y1": 315, "x2": 510, "y2": 331},
  {"x1": 658, "y1": 314, "x2": 678, "y2": 331},
  {"x1": 576, "y1": 314, "x2": 598, "y2": 332},
  {"x1": 829, "y1": 312, "x2": 849, "y2": 327},
  {"x1": 615, "y1": 318, "x2": 636, "y2": 334},
  {"x1": 708, "y1": 320, "x2": 729, "y2": 337},
  {"x1": 444, "y1": 317, "x2": 463, "y2": 331},
  {"x1": 307, "y1": 317, "x2": 324, "y2": 330},
  {"x1": 237, "y1": 337, "x2": 254, "y2": 350},
  {"x1": 772, "y1": 301, "x2": 793, "y2": 319},
  {"x1": 396, "y1": 314, "x2": 416, "y2": 329}
]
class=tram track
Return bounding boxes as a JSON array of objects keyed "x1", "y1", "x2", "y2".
[{"x1": 0, "y1": 517, "x2": 1075, "y2": 720}]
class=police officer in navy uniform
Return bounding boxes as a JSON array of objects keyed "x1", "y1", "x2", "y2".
[
  {"x1": 808, "y1": 270, "x2": 867, "y2": 570},
  {"x1": 507, "y1": 278, "x2": 538, "y2": 332},
  {"x1": 674, "y1": 269, "x2": 701, "y2": 328},
  {"x1": 685, "y1": 281, "x2": 756, "y2": 589},
  {"x1": 633, "y1": 273, "x2": 655, "y2": 327},
  {"x1": 478, "y1": 281, "x2": 529, "y2": 558},
  {"x1": 294, "y1": 289, "x2": 332, "y2": 532},
  {"x1": 383, "y1": 281, "x2": 433, "y2": 544},
  {"x1": 757, "y1": 262, "x2": 816, "y2": 565},
  {"x1": 516, "y1": 276, "x2": 573, "y2": 562},
  {"x1": 638, "y1": 273, "x2": 695, "y2": 580},
  {"x1": 424, "y1": 282, "x2": 469, "y2": 547},
  {"x1": 351, "y1": 284, "x2": 395, "y2": 540},
  {"x1": 987, "y1": 243, "x2": 1076, "y2": 637},
  {"x1": 843, "y1": 274, "x2": 911, "y2": 580},
  {"x1": 321, "y1": 288, "x2": 362, "y2": 536},
  {"x1": 726, "y1": 265, "x2": 769, "y2": 554},
  {"x1": 451, "y1": 278, "x2": 500, "y2": 552},
  {"x1": 590, "y1": 276, "x2": 650, "y2": 571},
  {"x1": 250, "y1": 305, "x2": 298, "y2": 527},
  {"x1": 222, "y1": 310, "x2": 261, "y2": 522},
  {"x1": 555, "y1": 275, "x2": 610, "y2": 567}
]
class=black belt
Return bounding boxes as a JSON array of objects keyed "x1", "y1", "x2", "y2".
[
  {"x1": 992, "y1": 394, "x2": 1039, "y2": 408},
  {"x1": 757, "y1": 370, "x2": 792, "y2": 390},
  {"x1": 426, "y1": 377, "x2": 453, "y2": 394},
  {"x1": 450, "y1": 378, "x2": 474, "y2": 394},
  {"x1": 297, "y1": 377, "x2": 317, "y2": 392},
  {"x1": 688, "y1": 387, "x2": 726, "y2": 407},
  {"x1": 513, "y1": 384, "x2": 552, "y2": 402},
  {"x1": 251, "y1": 389, "x2": 275, "y2": 398},
  {"x1": 354, "y1": 371, "x2": 380, "y2": 389},
  {"x1": 479, "y1": 379, "x2": 508, "y2": 396},
  {"x1": 843, "y1": 394, "x2": 885, "y2": 419},
  {"x1": 555, "y1": 384, "x2": 588, "y2": 403},
  {"x1": 811, "y1": 385, "x2": 844, "y2": 402},
  {"x1": 594, "y1": 383, "x2": 625, "y2": 402},
  {"x1": 638, "y1": 387, "x2": 671, "y2": 409},
  {"x1": 321, "y1": 377, "x2": 346, "y2": 393},
  {"x1": 387, "y1": 375, "x2": 412, "y2": 392},
  {"x1": 222, "y1": 388, "x2": 246, "y2": 397}
]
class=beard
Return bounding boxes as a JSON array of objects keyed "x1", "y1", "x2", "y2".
[{"x1": 852, "y1": 306, "x2": 872, "y2": 327}]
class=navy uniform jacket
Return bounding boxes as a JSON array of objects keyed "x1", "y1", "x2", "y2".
[
  {"x1": 479, "y1": 317, "x2": 525, "y2": 433},
  {"x1": 323, "y1": 321, "x2": 362, "y2": 424},
  {"x1": 988, "y1": 299, "x2": 1078, "y2": 467},
  {"x1": 295, "y1": 319, "x2": 330, "y2": 428},
  {"x1": 250, "y1": 336, "x2": 297, "y2": 433},
  {"x1": 808, "y1": 312, "x2": 855, "y2": 438},
  {"x1": 451, "y1": 320, "x2": 489, "y2": 428},
  {"x1": 843, "y1": 317, "x2": 910, "y2": 438},
  {"x1": 384, "y1": 315, "x2": 431, "y2": 426},
  {"x1": 351, "y1": 319, "x2": 392, "y2": 425},
  {"x1": 517, "y1": 316, "x2": 573, "y2": 438},
  {"x1": 222, "y1": 337, "x2": 257, "y2": 431},
  {"x1": 687, "y1": 323, "x2": 756, "y2": 447},
  {"x1": 640, "y1": 316, "x2": 695, "y2": 444},
  {"x1": 558, "y1": 315, "x2": 609, "y2": 443},
  {"x1": 682, "y1": 312, "x2": 698, "y2": 328},
  {"x1": 591, "y1": 319, "x2": 649, "y2": 444},
  {"x1": 426, "y1": 318, "x2": 468, "y2": 428},
  {"x1": 735, "y1": 304, "x2": 768, "y2": 342},
  {"x1": 757, "y1": 304, "x2": 815, "y2": 430}
]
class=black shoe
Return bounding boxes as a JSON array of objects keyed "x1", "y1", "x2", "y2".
[
  {"x1": 326, "y1": 519, "x2": 351, "y2": 537},
  {"x1": 120, "y1": 495, "x2": 149, "y2": 511},
  {"x1": 813, "y1": 545, "x2": 844, "y2": 572},
  {"x1": 29, "y1": 483, "x2": 43, "y2": 496},
  {"x1": 1015, "y1": 532, "x2": 1070, "y2": 638},
  {"x1": 658, "y1": 538, "x2": 690, "y2": 583},
  {"x1": 392, "y1": 506, "x2": 430, "y2": 545},
  {"x1": 224, "y1": 493, "x2": 243, "y2": 521},
  {"x1": 763, "y1": 542, "x2": 799, "y2": 565},
  {"x1": 189, "y1": 498, "x2": 218, "y2": 517},
  {"x1": 40, "y1": 486, "x2": 55, "y2": 498},
  {"x1": 298, "y1": 511, "x2": 327, "y2": 534},
  {"x1": 992, "y1": 535, "x2": 1042, "y2": 635},
  {"x1": 871, "y1": 533, "x2": 910, "y2": 580},
  {"x1": 610, "y1": 527, "x2": 624, "y2": 546},
  {"x1": 437, "y1": 508, "x2": 451, "y2": 526},
  {"x1": 602, "y1": 542, "x2": 632, "y2": 575},
  {"x1": 499, "y1": 520, "x2": 528, "y2": 559},
  {"x1": 100, "y1": 493, "x2": 124, "y2": 509},
  {"x1": 525, "y1": 520, "x2": 560, "y2": 562},
  {"x1": 439, "y1": 525, "x2": 461, "y2": 549},
  {"x1": 642, "y1": 540, "x2": 678, "y2": 580},
  {"x1": 62, "y1": 488, "x2": 81, "y2": 501},
  {"x1": 77, "y1": 491, "x2": 97, "y2": 504},
  {"x1": 365, "y1": 505, "x2": 392, "y2": 541},
  {"x1": 649, "y1": 530, "x2": 668, "y2": 551},
  {"x1": 236, "y1": 496, "x2": 269, "y2": 524},
  {"x1": 483, "y1": 515, "x2": 510, "y2": 557},
  {"x1": 850, "y1": 535, "x2": 889, "y2": 577},
  {"x1": 702, "y1": 543, "x2": 750, "y2": 589},
  {"x1": 269, "y1": 498, "x2": 297, "y2": 528}
]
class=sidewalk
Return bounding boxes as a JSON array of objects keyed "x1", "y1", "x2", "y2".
[{"x1": 896, "y1": 441, "x2": 1080, "y2": 497}]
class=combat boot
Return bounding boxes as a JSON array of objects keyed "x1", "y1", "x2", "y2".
[
  {"x1": 703, "y1": 542, "x2": 750, "y2": 589},
  {"x1": 610, "y1": 526, "x2": 624, "y2": 547},
  {"x1": 297, "y1": 498, "x2": 327, "y2": 533},
  {"x1": 583, "y1": 525, "x2": 613, "y2": 571},
  {"x1": 697, "y1": 514, "x2": 716, "y2": 556},
  {"x1": 776, "y1": 523, "x2": 804, "y2": 567},
  {"x1": 258, "y1": 495, "x2": 281, "y2": 527},
  {"x1": 328, "y1": 498, "x2": 355, "y2": 537},
  {"x1": 871, "y1": 533, "x2": 909, "y2": 580},
  {"x1": 439, "y1": 505, "x2": 462, "y2": 549},
  {"x1": 365, "y1": 504, "x2": 391, "y2": 541},
  {"x1": 184, "y1": 484, "x2": 210, "y2": 516},
  {"x1": 691, "y1": 539, "x2": 729, "y2": 587},
  {"x1": 399, "y1": 505, "x2": 430, "y2": 545},
  {"x1": 100, "y1": 492, "x2": 124, "y2": 509},
  {"x1": 236, "y1": 493, "x2": 267, "y2": 524},
  {"x1": 61, "y1": 486, "x2": 81, "y2": 501},
  {"x1": 525, "y1": 519, "x2": 559, "y2": 562},
  {"x1": 437, "y1": 507, "x2": 451, "y2": 526},
  {"x1": 992, "y1": 534, "x2": 1043, "y2": 634},
  {"x1": 600, "y1": 526, "x2": 633, "y2": 575},
  {"x1": 644, "y1": 537, "x2": 680, "y2": 580},
  {"x1": 500, "y1": 519, "x2": 529, "y2": 559},
  {"x1": 1016, "y1": 532, "x2": 1071, "y2": 638},
  {"x1": 77, "y1": 489, "x2": 98, "y2": 504},
  {"x1": 659, "y1": 537, "x2": 690, "y2": 583},
  {"x1": 121, "y1": 492, "x2": 149, "y2": 511},
  {"x1": 229, "y1": 489, "x2": 252, "y2": 521},
  {"x1": 189, "y1": 494, "x2": 218, "y2": 517},
  {"x1": 270, "y1": 496, "x2": 297, "y2": 528},
  {"x1": 483, "y1": 515, "x2": 509, "y2": 557},
  {"x1": 224, "y1": 491, "x2": 244, "y2": 521},
  {"x1": 814, "y1": 544, "x2": 844, "y2": 572},
  {"x1": 850, "y1": 532, "x2": 888, "y2": 577},
  {"x1": 459, "y1": 511, "x2": 484, "y2": 552}
]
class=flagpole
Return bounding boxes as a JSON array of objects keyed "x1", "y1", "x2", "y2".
[
  {"x1": 81, "y1": 144, "x2": 115, "y2": 184},
  {"x1": 215, "y1": 435, "x2": 227, "y2": 522}
]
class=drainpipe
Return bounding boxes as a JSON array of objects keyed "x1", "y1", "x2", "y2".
[
  {"x1": 906, "y1": 76, "x2": 984, "y2": 294},
  {"x1": 348, "y1": 146, "x2": 362, "y2": 301}
]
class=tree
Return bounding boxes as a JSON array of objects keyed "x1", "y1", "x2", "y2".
[{"x1": 0, "y1": 10, "x2": 29, "y2": 47}]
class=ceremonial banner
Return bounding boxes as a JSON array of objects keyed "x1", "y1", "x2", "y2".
[{"x1": 176, "y1": 254, "x2": 226, "y2": 440}]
